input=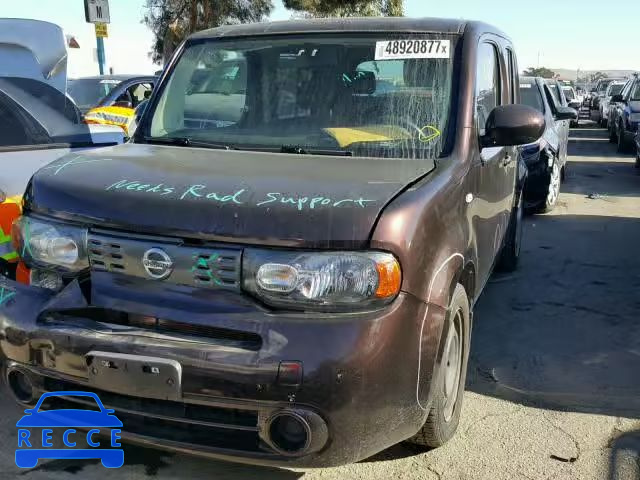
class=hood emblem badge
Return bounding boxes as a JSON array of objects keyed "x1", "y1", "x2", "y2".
[{"x1": 142, "y1": 248, "x2": 174, "y2": 280}]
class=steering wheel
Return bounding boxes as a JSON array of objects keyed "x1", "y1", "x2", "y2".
[{"x1": 379, "y1": 116, "x2": 441, "y2": 144}]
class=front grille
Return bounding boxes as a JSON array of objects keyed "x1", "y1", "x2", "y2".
[
  {"x1": 88, "y1": 238, "x2": 125, "y2": 271},
  {"x1": 87, "y1": 230, "x2": 242, "y2": 291},
  {"x1": 42, "y1": 378, "x2": 264, "y2": 452}
]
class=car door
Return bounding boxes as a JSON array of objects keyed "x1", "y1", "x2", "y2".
[
  {"x1": 612, "y1": 79, "x2": 632, "y2": 130},
  {"x1": 473, "y1": 40, "x2": 510, "y2": 283},
  {"x1": 541, "y1": 84, "x2": 569, "y2": 164},
  {"x1": 622, "y1": 78, "x2": 640, "y2": 136}
]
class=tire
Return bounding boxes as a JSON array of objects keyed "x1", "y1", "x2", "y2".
[
  {"x1": 536, "y1": 158, "x2": 561, "y2": 214},
  {"x1": 407, "y1": 283, "x2": 470, "y2": 448},
  {"x1": 496, "y1": 189, "x2": 524, "y2": 272},
  {"x1": 635, "y1": 151, "x2": 640, "y2": 169},
  {"x1": 617, "y1": 124, "x2": 629, "y2": 153},
  {"x1": 601, "y1": 117, "x2": 608, "y2": 128},
  {"x1": 609, "y1": 122, "x2": 617, "y2": 143}
]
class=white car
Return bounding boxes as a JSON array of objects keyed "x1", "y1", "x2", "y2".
[
  {"x1": 599, "y1": 81, "x2": 626, "y2": 128},
  {"x1": 0, "y1": 18, "x2": 123, "y2": 199}
]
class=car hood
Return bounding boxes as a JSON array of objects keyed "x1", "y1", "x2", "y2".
[{"x1": 26, "y1": 144, "x2": 436, "y2": 248}]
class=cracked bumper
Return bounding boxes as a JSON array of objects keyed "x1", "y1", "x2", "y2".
[{"x1": 0, "y1": 274, "x2": 446, "y2": 467}]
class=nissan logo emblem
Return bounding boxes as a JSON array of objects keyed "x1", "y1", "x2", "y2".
[{"x1": 142, "y1": 248, "x2": 173, "y2": 280}]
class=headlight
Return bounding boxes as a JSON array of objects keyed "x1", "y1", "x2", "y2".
[
  {"x1": 243, "y1": 249, "x2": 401, "y2": 311},
  {"x1": 629, "y1": 113, "x2": 640, "y2": 123},
  {"x1": 11, "y1": 216, "x2": 88, "y2": 272},
  {"x1": 520, "y1": 139, "x2": 548, "y2": 164}
]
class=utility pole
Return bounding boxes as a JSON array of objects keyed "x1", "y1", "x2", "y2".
[{"x1": 84, "y1": 0, "x2": 110, "y2": 75}]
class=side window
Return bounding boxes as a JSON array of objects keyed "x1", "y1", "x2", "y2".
[
  {"x1": 631, "y1": 81, "x2": 640, "y2": 101},
  {"x1": 620, "y1": 80, "x2": 632, "y2": 99},
  {"x1": 543, "y1": 85, "x2": 558, "y2": 114},
  {"x1": 475, "y1": 42, "x2": 501, "y2": 135},
  {"x1": 506, "y1": 49, "x2": 517, "y2": 104},
  {"x1": 129, "y1": 83, "x2": 152, "y2": 107},
  {"x1": 0, "y1": 95, "x2": 49, "y2": 148}
]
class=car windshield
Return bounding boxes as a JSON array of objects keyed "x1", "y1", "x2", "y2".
[
  {"x1": 520, "y1": 83, "x2": 544, "y2": 113},
  {"x1": 145, "y1": 35, "x2": 457, "y2": 159},
  {"x1": 562, "y1": 87, "x2": 575, "y2": 100},
  {"x1": 67, "y1": 78, "x2": 122, "y2": 110}
]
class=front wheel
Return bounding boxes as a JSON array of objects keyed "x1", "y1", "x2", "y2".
[
  {"x1": 617, "y1": 125, "x2": 629, "y2": 153},
  {"x1": 407, "y1": 283, "x2": 470, "y2": 448},
  {"x1": 609, "y1": 122, "x2": 617, "y2": 143},
  {"x1": 537, "y1": 159, "x2": 561, "y2": 213}
]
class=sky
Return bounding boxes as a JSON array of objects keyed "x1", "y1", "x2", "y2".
[{"x1": 3, "y1": 0, "x2": 639, "y2": 77}]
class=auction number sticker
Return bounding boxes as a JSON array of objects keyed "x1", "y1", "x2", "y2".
[{"x1": 375, "y1": 39, "x2": 450, "y2": 60}]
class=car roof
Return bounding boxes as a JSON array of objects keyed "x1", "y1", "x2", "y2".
[{"x1": 189, "y1": 17, "x2": 506, "y2": 40}]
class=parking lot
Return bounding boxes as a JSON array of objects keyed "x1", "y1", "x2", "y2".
[{"x1": 0, "y1": 120, "x2": 637, "y2": 479}]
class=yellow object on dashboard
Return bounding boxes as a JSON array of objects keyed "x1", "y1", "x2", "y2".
[
  {"x1": 323, "y1": 126, "x2": 411, "y2": 148},
  {"x1": 84, "y1": 106, "x2": 135, "y2": 135}
]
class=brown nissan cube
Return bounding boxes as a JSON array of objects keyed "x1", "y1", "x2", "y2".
[{"x1": 2, "y1": 18, "x2": 544, "y2": 467}]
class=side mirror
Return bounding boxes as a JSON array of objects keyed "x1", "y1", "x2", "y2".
[
  {"x1": 481, "y1": 104, "x2": 545, "y2": 148},
  {"x1": 610, "y1": 94, "x2": 624, "y2": 103},
  {"x1": 555, "y1": 106, "x2": 579, "y2": 120}
]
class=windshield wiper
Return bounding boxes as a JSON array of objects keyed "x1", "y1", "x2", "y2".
[
  {"x1": 280, "y1": 145, "x2": 352, "y2": 156},
  {"x1": 143, "y1": 136, "x2": 237, "y2": 150}
]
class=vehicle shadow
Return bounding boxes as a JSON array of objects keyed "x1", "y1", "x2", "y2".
[
  {"x1": 467, "y1": 213, "x2": 640, "y2": 420},
  {"x1": 14, "y1": 443, "x2": 304, "y2": 480},
  {"x1": 608, "y1": 428, "x2": 640, "y2": 480}
]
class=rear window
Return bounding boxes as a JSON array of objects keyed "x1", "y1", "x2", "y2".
[{"x1": 520, "y1": 83, "x2": 544, "y2": 113}]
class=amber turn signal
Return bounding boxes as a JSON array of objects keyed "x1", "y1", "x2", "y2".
[{"x1": 374, "y1": 257, "x2": 401, "y2": 298}]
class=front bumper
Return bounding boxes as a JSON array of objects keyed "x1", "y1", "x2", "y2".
[
  {"x1": 0, "y1": 274, "x2": 445, "y2": 467},
  {"x1": 522, "y1": 150, "x2": 553, "y2": 204}
]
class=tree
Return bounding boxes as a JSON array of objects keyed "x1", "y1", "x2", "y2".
[
  {"x1": 522, "y1": 67, "x2": 556, "y2": 79},
  {"x1": 283, "y1": 0, "x2": 403, "y2": 17},
  {"x1": 589, "y1": 71, "x2": 608, "y2": 83},
  {"x1": 142, "y1": 0, "x2": 274, "y2": 64}
]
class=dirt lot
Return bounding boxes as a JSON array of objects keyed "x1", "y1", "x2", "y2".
[{"x1": 1, "y1": 122, "x2": 639, "y2": 480}]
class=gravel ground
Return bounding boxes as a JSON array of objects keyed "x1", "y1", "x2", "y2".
[{"x1": 1, "y1": 121, "x2": 639, "y2": 480}]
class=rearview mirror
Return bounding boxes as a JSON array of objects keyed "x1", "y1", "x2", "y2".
[
  {"x1": 555, "y1": 106, "x2": 578, "y2": 121},
  {"x1": 610, "y1": 94, "x2": 624, "y2": 103},
  {"x1": 481, "y1": 104, "x2": 545, "y2": 147}
]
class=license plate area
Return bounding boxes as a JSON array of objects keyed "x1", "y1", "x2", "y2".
[{"x1": 86, "y1": 351, "x2": 182, "y2": 401}]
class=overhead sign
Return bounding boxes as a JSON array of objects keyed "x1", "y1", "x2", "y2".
[
  {"x1": 94, "y1": 23, "x2": 108, "y2": 38},
  {"x1": 84, "y1": 0, "x2": 110, "y2": 24}
]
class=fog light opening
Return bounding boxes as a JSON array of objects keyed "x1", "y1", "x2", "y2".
[
  {"x1": 268, "y1": 412, "x2": 311, "y2": 455},
  {"x1": 7, "y1": 369, "x2": 34, "y2": 404}
]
